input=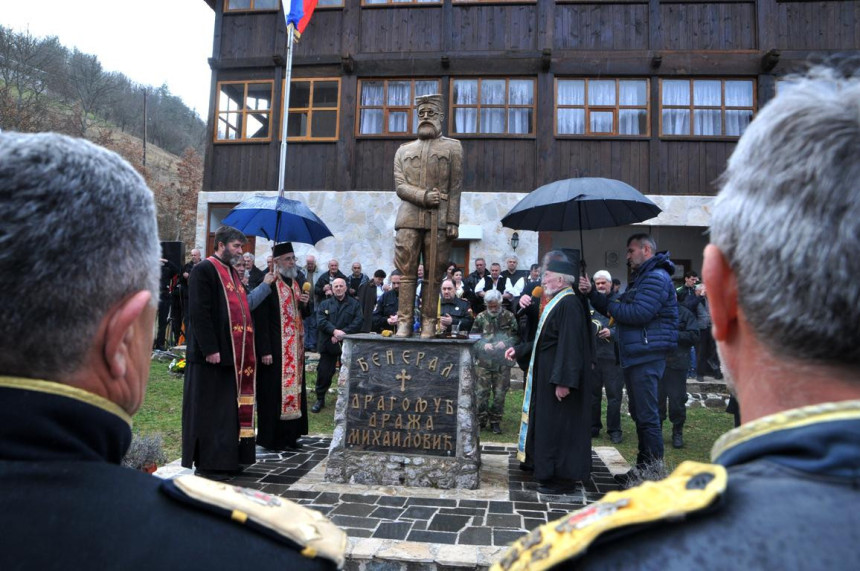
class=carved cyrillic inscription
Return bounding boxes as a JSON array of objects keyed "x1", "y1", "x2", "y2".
[{"x1": 345, "y1": 340, "x2": 460, "y2": 456}]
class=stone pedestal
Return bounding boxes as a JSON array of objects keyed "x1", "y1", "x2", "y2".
[{"x1": 325, "y1": 334, "x2": 480, "y2": 489}]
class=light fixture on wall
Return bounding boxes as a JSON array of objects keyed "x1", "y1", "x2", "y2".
[{"x1": 510, "y1": 231, "x2": 520, "y2": 251}]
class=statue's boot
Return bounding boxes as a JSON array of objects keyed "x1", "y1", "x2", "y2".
[
  {"x1": 420, "y1": 317, "x2": 437, "y2": 339},
  {"x1": 395, "y1": 278, "x2": 416, "y2": 338}
]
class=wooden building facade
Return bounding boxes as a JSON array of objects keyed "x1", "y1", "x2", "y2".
[{"x1": 198, "y1": 0, "x2": 859, "y2": 275}]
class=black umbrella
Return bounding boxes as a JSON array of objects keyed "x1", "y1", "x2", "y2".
[{"x1": 501, "y1": 177, "x2": 661, "y2": 272}]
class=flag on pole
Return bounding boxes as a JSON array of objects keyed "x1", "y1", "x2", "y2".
[{"x1": 287, "y1": 0, "x2": 319, "y2": 35}]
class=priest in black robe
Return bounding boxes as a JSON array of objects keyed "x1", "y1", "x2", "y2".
[
  {"x1": 182, "y1": 226, "x2": 257, "y2": 479},
  {"x1": 253, "y1": 242, "x2": 311, "y2": 451},
  {"x1": 508, "y1": 255, "x2": 595, "y2": 495}
]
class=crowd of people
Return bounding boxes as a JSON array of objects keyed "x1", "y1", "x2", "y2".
[{"x1": 176, "y1": 234, "x2": 699, "y2": 493}]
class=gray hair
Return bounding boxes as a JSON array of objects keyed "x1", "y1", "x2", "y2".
[
  {"x1": 484, "y1": 289, "x2": 503, "y2": 304},
  {"x1": 558, "y1": 273, "x2": 578, "y2": 287},
  {"x1": 243, "y1": 252, "x2": 255, "y2": 261},
  {"x1": 710, "y1": 67, "x2": 860, "y2": 366},
  {"x1": 593, "y1": 270, "x2": 612, "y2": 282},
  {"x1": 0, "y1": 133, "x2": 160, "y2": 379}
]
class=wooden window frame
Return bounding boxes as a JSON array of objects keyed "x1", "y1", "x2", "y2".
[
  {"x1": 361, "y1": 0, "x2": 441, "y2": 6},
  {"x1": 356, "y1": 78, "x2": 442, "y2": 138},
  {"x1": 449, "y1": 77, "x2": 537, "y2": 138},
  {"x1": 659, "y1": 77, "x2": 756, "y2": 139},
  {"x1": 283, "y1": 77, "x2": 341, "y2": 142},
  {"x1": 452, "y1": 0, "x2": 535, "y2": 4},
  {"x1": 223, "y1": 0, "x2": 280, "y2": 13},
  {"x1": 554, "y1": 77, "x2": 650, "y2": 138},
  {"x1": 214, "y1": 80, "x2": 274, "y2": 144}
]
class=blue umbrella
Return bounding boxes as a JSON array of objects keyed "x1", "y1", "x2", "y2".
[
  {"x1": 501, "y1": 177, "x2": 661, "y2": 271},
  {"x1": 222, "y1": 195, "x2": 334, "y2": 245}
]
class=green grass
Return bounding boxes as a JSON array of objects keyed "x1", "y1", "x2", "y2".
[
  {"x1": 134, "y1": 362, "x2": 184, "y2": 460},
  {"x1": 137, "y1": 362, "x2": 735, "y2": 468}
]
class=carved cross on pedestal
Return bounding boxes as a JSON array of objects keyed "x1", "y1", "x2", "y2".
[{"x1": 396, "y1": 369, "x2": 412, "y2": 392}]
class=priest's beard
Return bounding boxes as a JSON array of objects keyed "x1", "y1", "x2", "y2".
[
  {"x1": 278, "y1": 266, "x2": 298, "y2": 280},
  {"x1": 418, "y1": 121, "x2": 440, "y2": 140}
]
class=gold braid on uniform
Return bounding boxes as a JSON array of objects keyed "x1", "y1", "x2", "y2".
[{"x1": 492, "y1": 461, "x2": 726, "y2": 571}]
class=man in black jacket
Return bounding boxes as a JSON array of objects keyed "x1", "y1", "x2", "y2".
[
  {"x1": 314, "y1": 278, "x2": 363, "y2": 412},
  {"x1": 373, "y1": 271, "x2": 401, "y2": 333},
  {"x1": 439, "y1": 279, "x2": 473, "y2": 334}
]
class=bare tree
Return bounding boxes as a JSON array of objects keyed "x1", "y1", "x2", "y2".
[
  {"x1": 66, "y1": 49, "x2": 118, "y2": 136},
  {"x1": 0, "y1": 26, "x2": 62, "y2": 132},
  {"x1": 174, "y1": 147, "x2": 204, "y2": 242}
]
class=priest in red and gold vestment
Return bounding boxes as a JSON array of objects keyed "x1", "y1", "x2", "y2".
[
  {"x1": 252, "y1": 242, "x2": 312, "y2": 451},
  {"x1": 182, "y1": 226, "x2": 257, "y2": 479}
]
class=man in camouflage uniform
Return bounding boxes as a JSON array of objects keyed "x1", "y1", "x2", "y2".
[{"x1": 472, "y1": 289, "x2": 518, "y2": 434}]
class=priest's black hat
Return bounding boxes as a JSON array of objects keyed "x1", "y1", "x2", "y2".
[
  {"x1": 546, "y1": 258, "x2": 577, "y2": 276},
  {"x1": 272, "y1": 242, "x2": 294, "y2": 258}
]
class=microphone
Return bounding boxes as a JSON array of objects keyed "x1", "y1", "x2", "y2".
[
  {"x1": 302, "y1": 282, "x2": 311, "y2": 293},
  {"x1": 517, "y1": 286, "x2": 543, "y2": 315}
]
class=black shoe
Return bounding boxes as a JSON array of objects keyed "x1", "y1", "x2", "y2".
[
  {"x1": 491, "y1": 422, "x2": 502, "y2": 434},
  {"x1": 696, "y1": 375, "x2": 705, "y2": 382},
  {"x1": 195, "y1": 470, "x2": 232, "y2": 482},
  {"x1": 518, "y1": 462, "x2": 534, "y2": 472},
  {"x1": 672, "y1": 431, "x2": 684, "y2": 449},
  {"x1": 537, "y1": 484, "x2": 577, "y2": 495},
  {"x1": 311, "y1": 400, "x2": 324, "y2": 413},
  {"x1": 286, "y1": 441, "x2": 304, "y2": 450},
  {"x1": 713, "y1": 371, "x2": 724, "y2": 380},
  {"x1": 591, "y1": 428, "x2": 601, "y2": 438},
  {"x1": 479, "y1": 419, "x2": 488, "y2": 430},
  {"x1": 609, "y1": 433, "x2": 623, "y2": 444},
  {"x1": 613, "y1": 470, "x2": 635, "y2": 489}
]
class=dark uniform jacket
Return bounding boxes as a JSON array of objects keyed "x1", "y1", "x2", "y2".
[
  {"x1": 372, "y1": 289, "x2": 400, "y2": 333},
  {"x1": 0, "y1": 378, "x2": 340, "y2": 571},
  {"x1": 317, "y1": 295, "x2": 363, "y2": 355},
  {"x1": 440, "y1": 296, "x2": 473, "y2": 333},
  {"x1": 495, "y1": 401, "x2": 860, "y2": 570},
  {"x1": 578, "y1": 402, "x2": 860, "y2": 569}
]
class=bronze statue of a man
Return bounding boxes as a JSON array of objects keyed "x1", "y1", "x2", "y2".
[{"x1": 393, "y1": 94, "x2": 463, "y2": 338}]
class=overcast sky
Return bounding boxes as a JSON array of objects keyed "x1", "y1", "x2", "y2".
[{"x1": 3, "y1": 0, "x2": 216, "y2": 117}]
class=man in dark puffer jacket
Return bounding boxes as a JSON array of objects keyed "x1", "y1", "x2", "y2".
[{"x1": 581, "y1": 233, "x2": 678, "y2": 472}]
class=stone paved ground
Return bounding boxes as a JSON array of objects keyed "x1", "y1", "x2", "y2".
[{"x1": 157, "y1": 438, "x2": 626, "y2": 568}]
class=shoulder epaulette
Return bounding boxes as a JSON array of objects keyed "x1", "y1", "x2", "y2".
[
  {"x1": 492, "y1": 461, "x2": 726, "y2": 571},
  {"x1": 162, "y1": 475, "x2": 347, "y2": 568}
]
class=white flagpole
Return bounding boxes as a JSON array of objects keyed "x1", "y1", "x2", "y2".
[{"x1": 277, "y1": 20, "x2": 296, "y2": 199}]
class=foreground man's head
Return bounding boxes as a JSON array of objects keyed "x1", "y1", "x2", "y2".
[
  {"x1": 0, "y1": 132, "x2": 160, "y2": 415},
  {"x1": 705, "y1": 67, "x2": 860, "y2": 421}
]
